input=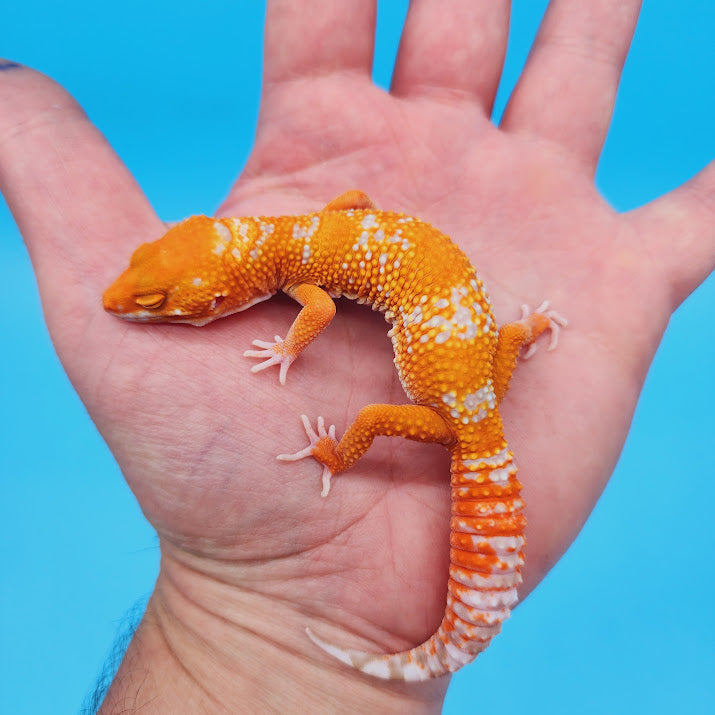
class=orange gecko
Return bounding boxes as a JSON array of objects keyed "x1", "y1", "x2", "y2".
[{"x1": 103, "y1": 190, "x2": 566, "y2": 681}]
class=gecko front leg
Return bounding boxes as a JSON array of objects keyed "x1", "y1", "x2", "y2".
[{"x1": 244, "y1": 283, "x2": 336, "y2": 385}]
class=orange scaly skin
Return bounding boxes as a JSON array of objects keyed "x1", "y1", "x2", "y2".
[{"x1": 103, "y1": 190, "x2": 566, "y2": 681}]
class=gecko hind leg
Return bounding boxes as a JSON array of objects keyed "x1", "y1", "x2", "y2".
[
  {"x1": 278, "y1": 404, "x2": 455, "y2": 497},
  {"x1": 321, "y1": 190, "x2": 378, "y2": 212},
  {"x1": 491, "y1": 300, "x2": 568, "y2": 404},
  {"x1": 520, "y1": 301, "x2": 568, "y2": 358}
]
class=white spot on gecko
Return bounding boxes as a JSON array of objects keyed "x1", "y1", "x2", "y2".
[
  {"x1": 463, "y1": 384, "x2": 495, "y2": 411},
  {"x1": 361, "y1": 214, "x2": 378, "y2": 229},
  {"x1": 401, "y1": 304, "x2": 423, "y2": 326},
  {"x1": 249, "y1": 222, "x2": 276, "y2": 260},
  {"x1": 423, "y1": 316, "x2": 448, "y2": 329},
  {"x1": 231, "y1": 219, "x2": 250, "y2": 238},
  {"x1": 463, "y1": 449, "x2": 511, "y2": 469},
  {"x1": 442, "y1": 393, "x2": 458, "y2": 408},
  {"x1": 214, "y1": 221, "x2": 232, "y2": 242},
  {"x1": 488, "y1": 466, "x2": 518, "y2": 483}
]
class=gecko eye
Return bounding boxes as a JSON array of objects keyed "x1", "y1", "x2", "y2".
[{"x1": 135, "y1": 292, "x2": 166, "y2": 309}]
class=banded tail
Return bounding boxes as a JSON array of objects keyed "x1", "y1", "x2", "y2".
[{"x1": 308, "y1": 446, "x2": 525, "y2": 680}]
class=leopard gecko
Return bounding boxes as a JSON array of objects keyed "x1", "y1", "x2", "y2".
[{"x1": 103, "y1": 190, "x2": 565, "y2": 681}]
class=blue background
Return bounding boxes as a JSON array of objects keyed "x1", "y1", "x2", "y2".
[{"x1": 2, "y1": 1, "x2": 713, "y2": 712}]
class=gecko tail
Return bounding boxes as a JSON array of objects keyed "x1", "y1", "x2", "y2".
[
  {"x1": 306, "y1": 449, "x2": 525, "y2": 681},
  {"x1": 305, "y1": 623, "x2": 492, "y2": 681}
]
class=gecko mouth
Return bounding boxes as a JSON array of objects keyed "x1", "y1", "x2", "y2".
[
  {"x1": 106, "y1": 306, "x2": 225, "y2": 327},
  {"x1": 103, "y1": 308, "x2": 170, "y2": 323}
]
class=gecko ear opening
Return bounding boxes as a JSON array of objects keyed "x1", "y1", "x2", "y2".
[{"x1": 135, "y1": 292, "x2": 166, "y2": 309}]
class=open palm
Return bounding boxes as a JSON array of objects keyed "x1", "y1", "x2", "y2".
[{"x1": 2, "y1": 1, "x2": 713, "y2": 708}]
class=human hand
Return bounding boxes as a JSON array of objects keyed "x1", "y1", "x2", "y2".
[{"x1": 2, "y1": 1, "x2": 713, "y2": 711}]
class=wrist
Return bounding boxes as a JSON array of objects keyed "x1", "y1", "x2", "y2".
[{"x1": 100, "y1": 546, "x2": 447, "y2": 713}]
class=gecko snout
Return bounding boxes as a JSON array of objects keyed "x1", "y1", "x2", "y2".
[{"x1": 102, "y1": 281, "x2": 124, "y2": 314}]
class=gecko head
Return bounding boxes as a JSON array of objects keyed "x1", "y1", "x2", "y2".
[{"x1": 103, "y1": 216, "x2": 259, "y2": 326}]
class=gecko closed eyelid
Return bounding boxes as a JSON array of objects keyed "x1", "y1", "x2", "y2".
[{"x1": 103, "y1": 189, "x2": 565, "y2": 681}]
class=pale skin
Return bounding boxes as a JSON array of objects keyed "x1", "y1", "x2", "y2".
[{"x1": 1, "y1": 0, "x2": 714, "y2": 712}]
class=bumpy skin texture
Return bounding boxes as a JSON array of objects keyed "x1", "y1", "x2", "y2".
[{"x1": 103, "y1": 190, "x2": 562, "y2": 680}]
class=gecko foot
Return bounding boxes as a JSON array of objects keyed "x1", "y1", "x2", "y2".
[
  {"x1": 520, "y1": 301, "x2": 568, "y2": 359},
  {"x1": 277, "y1": 415, "x2": 338, "y2": 497},
  {"x1": 244, "y1": 334, "x2": 295, "y2": 385}
]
